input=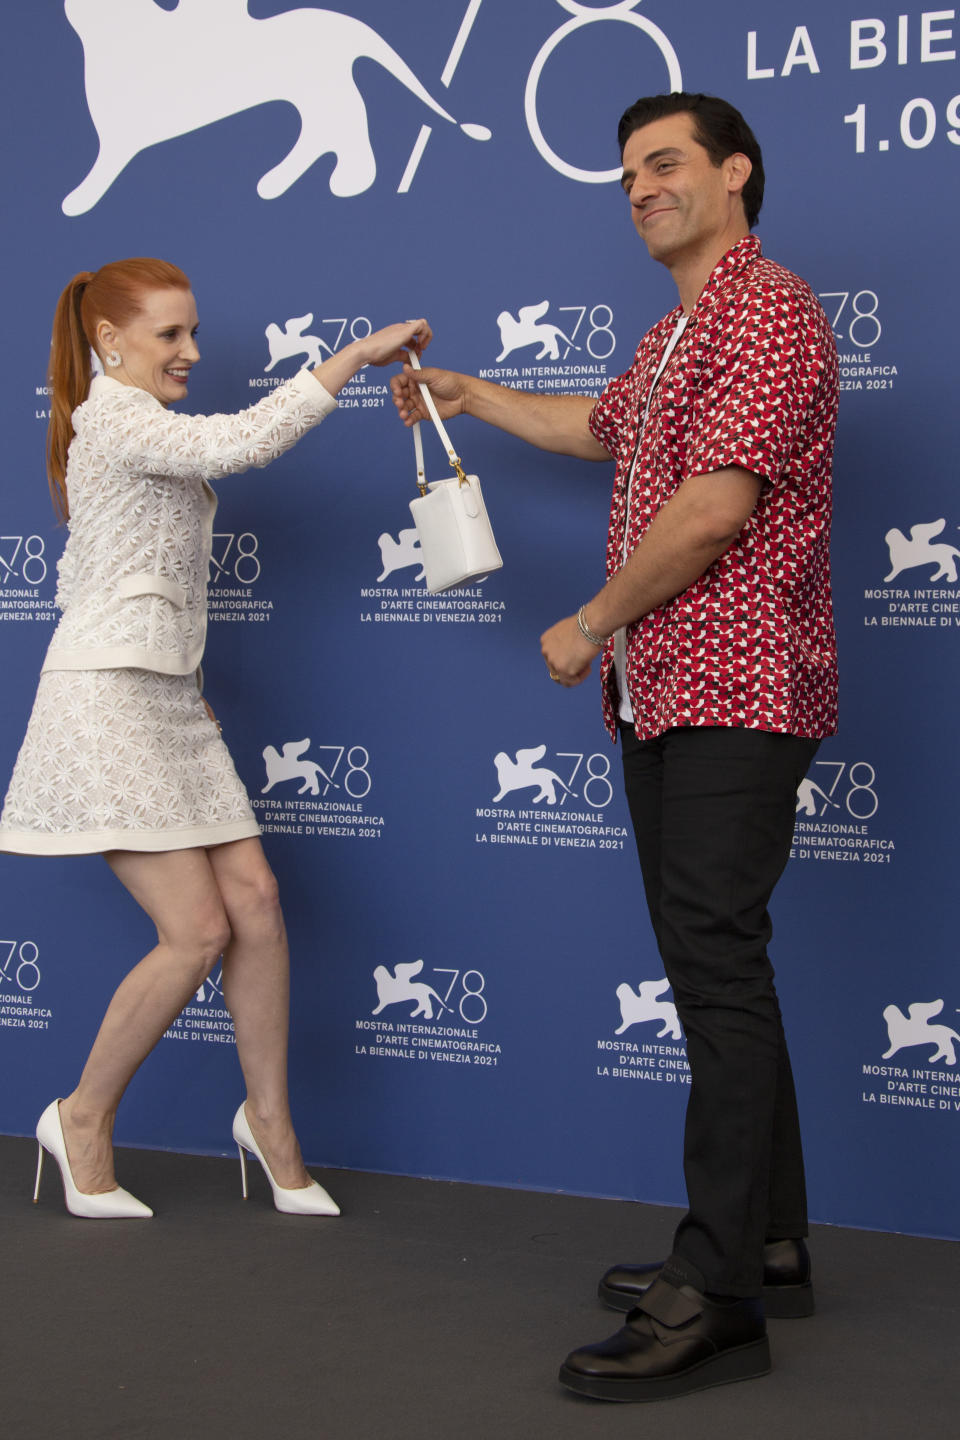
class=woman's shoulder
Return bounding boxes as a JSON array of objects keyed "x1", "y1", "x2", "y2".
[{"x1": 73, "y1": 375, "x2": 161, "y2": 429}]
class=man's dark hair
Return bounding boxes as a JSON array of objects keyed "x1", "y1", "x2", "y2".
[{"x1": 617, "y1": 92, "x2": 765, "y2": 229}]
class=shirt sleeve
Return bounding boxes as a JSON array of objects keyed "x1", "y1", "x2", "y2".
[
  {"x1": 98, "y1": 371, "x2": 338, "y2": 482},
  {"x1": 685, "y1": 284, "x2": 832, "y2": 486},
  {"x1": 589, "y1": 365, "x2": 636, "y2": 457}
]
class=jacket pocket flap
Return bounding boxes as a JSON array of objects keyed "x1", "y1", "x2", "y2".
[{"x1": 116, "y1": 574, "x2": 187, "y2": 609}]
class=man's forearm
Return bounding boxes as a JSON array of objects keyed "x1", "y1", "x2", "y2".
[
  {"x1": 461, "y1": 377, "x2": 608, "y2": 461},
  {"x1": 587, "y1": 528, "x2": 731, "y2": 637},
  {"x1": 540, "y1": 467, "x2": 763, "y2": 689},
  {"x1": 585, "y1": 467, "x2": 764, "y2": 636}
]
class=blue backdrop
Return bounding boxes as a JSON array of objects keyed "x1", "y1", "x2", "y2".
[{"x1": 1, "y1": 0, "x2": 958, "y2": 1240}]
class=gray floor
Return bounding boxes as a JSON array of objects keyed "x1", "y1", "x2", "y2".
[{"x1": 1, "y1": 1133, "x2": 957, "y2": 1440}]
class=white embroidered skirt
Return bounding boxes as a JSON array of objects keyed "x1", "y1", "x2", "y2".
[{"x1": 0, "y1": 669, "x2": 260, "y2": 855}]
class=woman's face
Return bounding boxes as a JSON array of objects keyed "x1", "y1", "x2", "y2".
[{"x1": 98, "y1": 287, "x2": 200, "y2": 405}]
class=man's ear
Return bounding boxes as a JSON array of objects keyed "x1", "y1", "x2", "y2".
[{"x1": 725, "y1": 152, "x2": 752, "y2": 198}]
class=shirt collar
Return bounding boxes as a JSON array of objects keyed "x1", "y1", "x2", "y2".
[
  {"x1": 687, "y1": 233, "x2": 762, "y2": 323},
  {"x1": 87, "y1": 373, "x2": 159, "y2": 404}
]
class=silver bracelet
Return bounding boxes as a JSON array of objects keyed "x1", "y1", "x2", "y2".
[{"x1": 577, "y1": 604, "x2": 606, "y2": 648}]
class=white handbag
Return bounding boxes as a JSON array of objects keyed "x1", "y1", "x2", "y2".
[{"x1": 407, "y1": 352, "x2": 503, "y2": 595}]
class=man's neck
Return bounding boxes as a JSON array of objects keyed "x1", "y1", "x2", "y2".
[{"x1": 669, "y1": 224, "x2": 751, "y2": 314}]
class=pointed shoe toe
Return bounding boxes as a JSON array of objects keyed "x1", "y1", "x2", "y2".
[
  {"x1": 272, "y1": 1179, "x2": 340, "y2": 1217},
  {"x1": 34, "y1": 1100, "x2": 153, "y2": 1219},
  {"x1": 232, "y1": 1103, "x2": 340, "y2": 1216},
  {"x1": 66, "y1": 1184, "x2": 154, "y2": 1220}
]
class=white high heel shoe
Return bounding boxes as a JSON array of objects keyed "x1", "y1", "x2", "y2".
[
  {"x1": 232, "y1": 1103, "x2": 340, "y2": 1216},
  {"x1": 34, "y1": 1100, "x2": 153, "y2": 1219}
]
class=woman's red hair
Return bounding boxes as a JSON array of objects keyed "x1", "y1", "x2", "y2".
[{"x1": 46, "y1": 258, "x2": 191, "y2": 520}]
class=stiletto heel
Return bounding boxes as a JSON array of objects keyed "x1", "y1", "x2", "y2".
[
  {"x1": 236, "y1": 1141, "x2": 249, "y2": 1199},
  {"x1": 231, "y1": 1102, "x2": 339, "y2": 1216},
  {"x1": 34, "y1": 1100, "x2": 153, "y2": 1219}
]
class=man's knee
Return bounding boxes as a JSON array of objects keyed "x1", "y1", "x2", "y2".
[{"x1": 658, "y1": 921, "x2": 777, "y2": 1010}]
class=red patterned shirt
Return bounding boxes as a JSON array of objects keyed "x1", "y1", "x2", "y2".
[{"x1": 589, "y1": 235, "x2": 839, "y2": 742}]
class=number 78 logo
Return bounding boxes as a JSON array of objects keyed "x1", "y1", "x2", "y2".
[{"x1": 796, "y1": 762, "x2": 878, "y2": 819}]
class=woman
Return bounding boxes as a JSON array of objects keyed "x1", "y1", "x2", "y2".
[{"x1": 0, "y1": 257, "x2": 429, "y2": 1218}]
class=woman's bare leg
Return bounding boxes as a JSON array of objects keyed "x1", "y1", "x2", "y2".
[
  {"x1": 57, "y1": 847, "x2": 231, "y2": 1193},
  {"x1": 208, "y1": 837, "x2": 310, "y2": 1190}
]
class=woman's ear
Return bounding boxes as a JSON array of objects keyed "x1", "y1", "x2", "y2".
[{"x1": 95, "y1": 318, "x2": 117, "y2": 355}]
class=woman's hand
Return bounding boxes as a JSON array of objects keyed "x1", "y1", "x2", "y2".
[
  {"x1": 357, "y1": 318, "x2": 432, "y2": 368},
  {"x1": 311, "y1": 319, "x2": 431, "y2": 397}
]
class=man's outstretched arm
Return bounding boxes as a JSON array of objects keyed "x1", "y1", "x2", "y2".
[{"x1": 390, "y1": 364, "x2": 609, "y2": 462}]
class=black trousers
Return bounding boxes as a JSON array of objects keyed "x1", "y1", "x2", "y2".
[{"x1": 619, "y1": 723, "x2": 820, "y2": 1297}]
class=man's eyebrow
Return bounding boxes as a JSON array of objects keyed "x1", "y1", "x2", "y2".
[
  {"x1": 642, "y1": 146, "x2": 685, "y2": 165},
  {"x1": 621, "y1": 146, "x2": 686, "y2": 184}
]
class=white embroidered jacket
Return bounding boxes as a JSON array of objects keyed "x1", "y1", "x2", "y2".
[{"x1": 43, "y1": 370, "x2": 336, "y2": 675}]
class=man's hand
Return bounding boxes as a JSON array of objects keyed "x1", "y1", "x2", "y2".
[
  {"x1": 390, "y1": 364, "x2": 467, "y2": 427},
  {"x1": 541, "y1": 615, "x2": 601, "y2": 687}
]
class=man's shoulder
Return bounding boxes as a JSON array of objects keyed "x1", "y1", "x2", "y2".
[
  {"x1": 730, "y1": 250, "x2": 821, "y2": 313},
  {"x1": 710, "y1": 251, "x2": 834, "y2": 353}
]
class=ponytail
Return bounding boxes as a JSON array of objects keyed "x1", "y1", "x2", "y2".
[
  {"x1": 47, "y1": 273, "x2": 95, "y2": 521},
  {"x1": 45, "y1": 257, "x2": 191, "y2": 522}
]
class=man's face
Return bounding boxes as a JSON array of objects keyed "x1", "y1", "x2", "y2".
[{"x1": 619, "y1": 112, "x2": 748, "y2": 268}]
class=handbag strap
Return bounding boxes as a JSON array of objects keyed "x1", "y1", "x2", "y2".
[{"x1": 408, "y1": 351, "x2": 468, "y2": 495}]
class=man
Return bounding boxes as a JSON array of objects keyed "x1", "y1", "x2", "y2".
[{"x1": 391, "y1": 92, "x2": 838, "y2": 1402}]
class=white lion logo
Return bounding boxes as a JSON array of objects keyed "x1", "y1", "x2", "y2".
[
  {"x1": 492, "y1": 746, "x2": 574, "y2": 806},
  {"x1": 495, "y1": 301, "x2": 579, "y2": 362},
  {"x1": 372, "y1": 961, "x2": 447, "y2": 1020},
  {"x1": 795, "y1": 778, "x2": 838, "y2": 817},
  {"x1": 264, "y1": 314, "x2": 331, "y2": 373},
  {"x1": 882, "y1": 999, "x2": 960, "y2": 1066},
  {"x1": 62, "y1": 0, "x2": 491, "y2": 214},
  {"x1": 261, "y1": 739, "x2": 337, "y2": 797},
  {"x1": 377, "y1": 528, "x2": 425, "y2": 583},
  {"x1": 614, "y1": 979, "x2": 682, "y2": 1039},
  {"x1": 884, "y1": 520, "x2": 960, "y2": 584}
]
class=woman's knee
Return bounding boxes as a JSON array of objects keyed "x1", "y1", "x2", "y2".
[
  {"x1": 165, "y1": 905, "x2": 232, "y2": 982},
  {"x1": 196, "y1": 909, "x2": 234, "y2": 964},
  {"x1": 221, "y1": 861, "x2": 285, "y2": 940},
  {"x1": 107, "y1": 847, "x2": 233, "y2": 974}
]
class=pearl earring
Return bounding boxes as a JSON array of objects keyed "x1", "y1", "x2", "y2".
[{"x1": 105, "y1": 350, "x2": 122, "y2": 367}]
